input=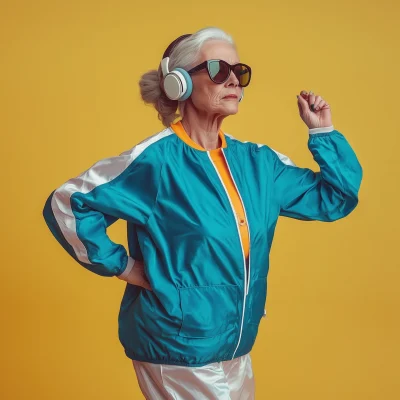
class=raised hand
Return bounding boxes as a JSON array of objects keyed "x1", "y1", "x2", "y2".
[{"x1": 297, "y1": 90, "x2": 333, "y2": 129}]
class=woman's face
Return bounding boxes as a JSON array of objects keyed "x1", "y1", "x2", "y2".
[{"x1": 188, "y1": 40, "x2": 242, "y2": 117}]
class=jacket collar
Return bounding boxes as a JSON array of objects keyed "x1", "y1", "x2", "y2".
[{"x1": 170, "y1": 120, "x2": 227, "y2": 152}]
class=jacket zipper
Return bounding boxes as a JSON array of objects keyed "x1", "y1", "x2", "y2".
[{"x1": 207, "y1": 150, "x2": 251, "y2": 360}]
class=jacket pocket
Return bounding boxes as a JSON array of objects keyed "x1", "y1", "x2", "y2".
[
  {"x1": 249, "y1": 277, "x2": 267, "y2": 325},
  {"x1": 177, "y1": 284, "x2": 240, "y2": 338}
]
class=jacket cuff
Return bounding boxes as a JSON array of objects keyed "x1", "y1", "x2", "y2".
[
  {"x1": 309, "y1": 125, "x2": 334, "y2": 134},
  {"x1": 116, "y1": 256, "x2": 136, "y2": 280}
]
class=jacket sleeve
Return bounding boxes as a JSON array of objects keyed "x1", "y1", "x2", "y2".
[
  {"x1": 42, "y1": 143, "x2": 162, "y2": 278},
  {"x1": 268, "y1": 126, "x2": 363, "y2": 222}
]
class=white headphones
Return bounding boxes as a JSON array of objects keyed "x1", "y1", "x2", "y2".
[
  {"x1": 160, "y1": 34, "x2": 193, "y2": 101},
  {"x1": 161, "y1": 56, "x2": 193, "y2": 101},
  {"x1": 160, "y1": 34, "x2": 244, "y2": 103}
]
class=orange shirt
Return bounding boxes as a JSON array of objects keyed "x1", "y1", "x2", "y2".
[{"x1": 170, "y1": 121, "x2": 249, "y2": 259}]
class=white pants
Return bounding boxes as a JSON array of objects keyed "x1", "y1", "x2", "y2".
[{"x1": 132, "y1": 353, "x2": 255, "y2": 400}]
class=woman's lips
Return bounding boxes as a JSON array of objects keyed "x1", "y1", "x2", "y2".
[{"x1": 223, "y1": 95, "x2": 238, "y2": 99}]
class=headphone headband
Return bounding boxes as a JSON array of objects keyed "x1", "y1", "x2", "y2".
[{"x1": 162, "y1": 34, "x2": 192, "y2": 59}]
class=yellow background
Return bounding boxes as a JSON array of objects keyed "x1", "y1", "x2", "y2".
[{"x1": 1, "y1": 0, "x2": 399, "y2": 398}]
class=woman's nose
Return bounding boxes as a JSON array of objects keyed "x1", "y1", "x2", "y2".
[{"x1": 226, "y1": 70, "x2": 239, "y2": 87}]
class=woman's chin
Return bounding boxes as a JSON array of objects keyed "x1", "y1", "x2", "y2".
[{"x1": 221, "y1": 104, "x2": 239, "y2": 116}]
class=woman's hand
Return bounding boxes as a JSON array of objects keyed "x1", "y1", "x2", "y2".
[
  {"x1": 120, "y1": 260, "x2": 152, "y2": 291},
  {"x1": 297, "y1": 90, "x2": 333, "y2": 129}
]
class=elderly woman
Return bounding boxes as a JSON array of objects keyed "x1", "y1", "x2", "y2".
[{"x1": 43, "y1": 27, "x2": 362, "y2": 399}]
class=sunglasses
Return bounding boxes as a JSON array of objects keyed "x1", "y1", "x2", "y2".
[{"x1": 187, "y1": 59, "x2": 252, "y2": 87}]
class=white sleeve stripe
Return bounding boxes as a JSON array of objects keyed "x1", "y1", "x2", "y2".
[
  {"x1": 269, "y1": 149, "x2": 297, "y2": 166},
  {"x1": 50, "y1": 128, "x2": 173, "y2": 265}
]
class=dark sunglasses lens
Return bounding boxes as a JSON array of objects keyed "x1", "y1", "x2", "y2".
[
  {"x1": 234, "y1": 65, "x2": 251, "y2": 87},
  {"x1": 208, "y1": 60, "x2": 230, "y2": 83}
]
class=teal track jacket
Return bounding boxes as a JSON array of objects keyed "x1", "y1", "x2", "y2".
[{"x1": 42, "y1": 125, "x2": 363, "y2": 366}]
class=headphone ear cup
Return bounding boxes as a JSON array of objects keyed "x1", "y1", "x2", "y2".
[
  {"x1": 162, "y1": 68, "x2": 193, "y2": 101},
  {"x1": 163, "y1": 72, "x2": 184, "y2": 100},
  {"x1": 174, "y1": 68, "x2": 193, "y2": 101}
]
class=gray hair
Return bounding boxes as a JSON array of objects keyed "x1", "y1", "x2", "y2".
[{"x1": 138, "y1": 27, "x2": 235, "y2": 127}]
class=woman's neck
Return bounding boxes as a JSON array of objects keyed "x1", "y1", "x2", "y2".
[{"x1": 180, "y1": 108, "x2": 225, "y2": 151}]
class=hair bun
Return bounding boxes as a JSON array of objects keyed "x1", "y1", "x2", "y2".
[{"x1": 139, "y1": 69, "x2": 179, "y2": 127}]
